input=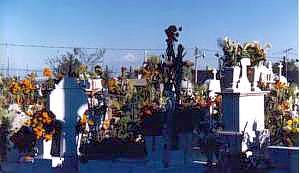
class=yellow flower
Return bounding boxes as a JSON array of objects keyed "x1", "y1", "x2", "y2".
[
  {"x1": 33, "y1": 127, "x2": 44, "y2": 139},
  {"x1": 293, "y1": 118, "x2": 299, "y2": 124},
  {"x1": 88, "y1": 120, "x2": 94, "y2": 126},
  {"x1": 24, "y1": 120, "x2": 31, "y2": 126},
  {"x1": 9, "y1": 82, "x2": 21, "y2": 94},
  {"x1": 281, "y1": 101, "x2": 290, "y2": 111},
  {"x1": 44, "y1": 133, "x2": 52, "y2": 141},
  {"x1": 21, "y1": 79, "x2": 34, "y2": 92},
  {"x1": 291, "y1": 128, "x2": 298, "y2": 133},
  {"x1": 26, "y1": 111, "x2": 33, "y2": 116},
  {"x1": 287, "y1": 120, "x2": 293, "y2": 127},
  {"x1": 103, "y1": 120, "x2": 110, "y2": 130},
  {"x1": 42, "y1": 112, "x2": 49, "y2": 119},
  {"x1": 81, "y1": 114, "x2": 87, "y2": 125},
  {"x1": 274, "y1": 80, "x2": 288, "y2": 90},
  {"x1": 43, "y1": 67, "x2": 53, "y2": 78}
]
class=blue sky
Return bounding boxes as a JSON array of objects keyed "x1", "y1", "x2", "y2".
[{"x1": 0, "y1": 0, "x2": 298, "y2": 72}]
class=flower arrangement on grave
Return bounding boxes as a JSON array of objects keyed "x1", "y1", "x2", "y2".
[
  {"x1": 108, "y1": 78, "x2": 121, "y2": 95},
  {"x1": 265, "y1": 80, "x2": 299, "y2": 146},
  {"x1": 219, "y1": 37, "x2": 271, "y2": 67},
  {"x1": 23, "y1": 110, "x2": 56, "y2": 141},
  {"x1": 0, "y1": 68, "x2": 64, "y2": 156},
  {"x1": 40, "y1": 67, "x2": 57, "y2": 96},
  {"x1": 218, "y1": 37, "x2": 241, "y2": 67},
  {"x1": 242, "y1": 41, "x2": 271, "y2": 67},
  {"x1": 7, "y1": 73, "x2": 37, "y2": 105}
]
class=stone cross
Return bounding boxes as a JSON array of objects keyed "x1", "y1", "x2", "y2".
[
  {"x1": 49, "y1": 77, "x2": 88, "y2": 169},
  {"x1": 267, "y1": 61, "x2": 273, "y2": 81},
  {"x1": 208, "y1": 68, "x2": 221, "y2": 98},
  {"x1": 212, "y1": 68, "x2": 217, "y2": 80}
]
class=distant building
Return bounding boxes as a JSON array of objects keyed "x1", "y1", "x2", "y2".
[{"x1": 192, "y1": 69, "x2": 220, "y2": 84}]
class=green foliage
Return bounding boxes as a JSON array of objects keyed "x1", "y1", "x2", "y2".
[
  {"x1": 0, "y1": 108, "x2": 10, "y2": 162},
  {"x1": 116, "y1": 116, "x2": 131, "y2": 139}
]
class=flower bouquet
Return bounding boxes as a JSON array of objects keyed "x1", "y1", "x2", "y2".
[{"x1": 265, "y1": 80, "x2": 299, "y2": 146}]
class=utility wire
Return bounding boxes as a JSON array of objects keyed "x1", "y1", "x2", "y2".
[
  {"x1": 0, "y1": 42, "x2": 217, "y2": 52},
  {"x1": 0, "y1": 42, "x2": 295, "y2": 60}
]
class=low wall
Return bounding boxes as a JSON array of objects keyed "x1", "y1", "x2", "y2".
[{"x1": 267, "y1": 146, "x2": 299, "y2": 173}]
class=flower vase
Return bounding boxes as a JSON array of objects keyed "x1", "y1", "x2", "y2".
[
  {"x1": 223, "y1": 66, "x2": 240, "y2": 92},
  {"x1": 251, "y1": 63, "x2": 262, "y2": 91},
  {"x1": 237, "y1": 58, "x2": 251, "y2": 92}
]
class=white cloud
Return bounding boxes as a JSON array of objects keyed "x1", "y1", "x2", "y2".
[{"x1": 123, "y1": 53, "x2": 138, "y2": 62}]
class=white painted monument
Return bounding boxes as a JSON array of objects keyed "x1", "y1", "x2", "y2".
[
  {"x1": 208, "y1": 68, "x2": 221, "y2": 98},
  {"x1": 48, "y1": 77, "x2": 88, "y2": 169},
  {"x1": 277, "y1": 62, "x2": 288, "y2": 84},
  {"x1": 181, "y1": 80, "x2": 193, "y2": 96},
  {"x1": 221, "y1": 60, "x2": 269, "y2": 152}
]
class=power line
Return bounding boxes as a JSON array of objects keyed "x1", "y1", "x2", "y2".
[
  {"x1": 0, "y1": 42, "x2": 296, "y2": 60},
  {"x1": 0, "y1": 42, "x2": 218, "y2": 52}
]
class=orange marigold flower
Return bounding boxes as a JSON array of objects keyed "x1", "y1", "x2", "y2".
[
  {"x1": 215, "y1": 95, "x2": 222, "y2": 106},
  {"x1": 43, "y1": 67, "x2": 53, "y2": 78},
  {"x1": 9, "y1": 82, "x2": 21, "y2": 94},
  {"x1": 24, "y1": 120, "x2": 31, "y2": 126},
  {"x1": 274, "y1": 80, "x2": 286, "y2": 90},
  {"x1": 103, "y1": 120, "x2": 110, "y2": 130},
  {"x1": 42, "y1": 112, "x2": 49, "y2": 118},
  {"x1": 26, "y1": 111, "x2": 33, "y2": 116},
  {"x1": 43, "y1": 117, "x2": 53, "y2": 125},
  {"x1": 282, "y1": 101, "x2": 290, "y2": 110},
  {"x1": 44, "y1": 133, "x2": 53, "y2": 141},
  {"x1": 88, "y1": 120, "x2": 95, "y2": 126},
  {"x1": 34, "y1": 127, "x2": 43, "y2": 139},
  {"x1": 81, "y1": 114, "x2": 87, "y2": 125}
]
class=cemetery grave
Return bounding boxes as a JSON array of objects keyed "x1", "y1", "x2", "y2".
[{"x1": 0, "y1": 26, "x2": 298, "y2": 173}]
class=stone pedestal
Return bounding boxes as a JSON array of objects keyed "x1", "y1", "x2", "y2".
[
  {"x1": 178, "y1": 133, "x2": 193, "y2": 165},
  {"x1": 220, "y1": 91, "x2": 268, "y2": 152},
  {"x1": 267, "y1": 146, "x2": 299, "y2": 173},
  {"x1": 145, "y1": 136, "x2": 165, "y2": 167}
]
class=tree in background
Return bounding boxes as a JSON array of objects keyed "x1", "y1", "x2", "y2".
[
  {"x1": 273, "y1": 59, "x2": 299, "y2": 84},
  {"x1": 46, "y1": 48, "x2": 105, "y2": 77}
]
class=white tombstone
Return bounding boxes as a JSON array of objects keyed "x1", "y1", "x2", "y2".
[
  {"x1": 221, "y1": 89, "x2": 269, "y2": 152},
  {"x1": 208, "y1": 68, "x2": 221, "y2": 98},
  {"x1": 266, "y1": 61, "x2": 275, "y2": 83},
  {"x1": 237, "y1": 58, "x2": 251, "y2": 92},
  {"x1": 181, "y1": 80, "x2": 193, "y2": 96},
  {"x1": 49, "y1": 77, "x2": 88, "y2": 168},
  {"x1": 278, "y1": 62, "x2": 288, "y2": 84},
  {"x1": 86, "y1": 78, "x2": 103, "y2": 92},
  {"x1": 251, "y1": 65, "x2": 261, "y2": 91}
]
